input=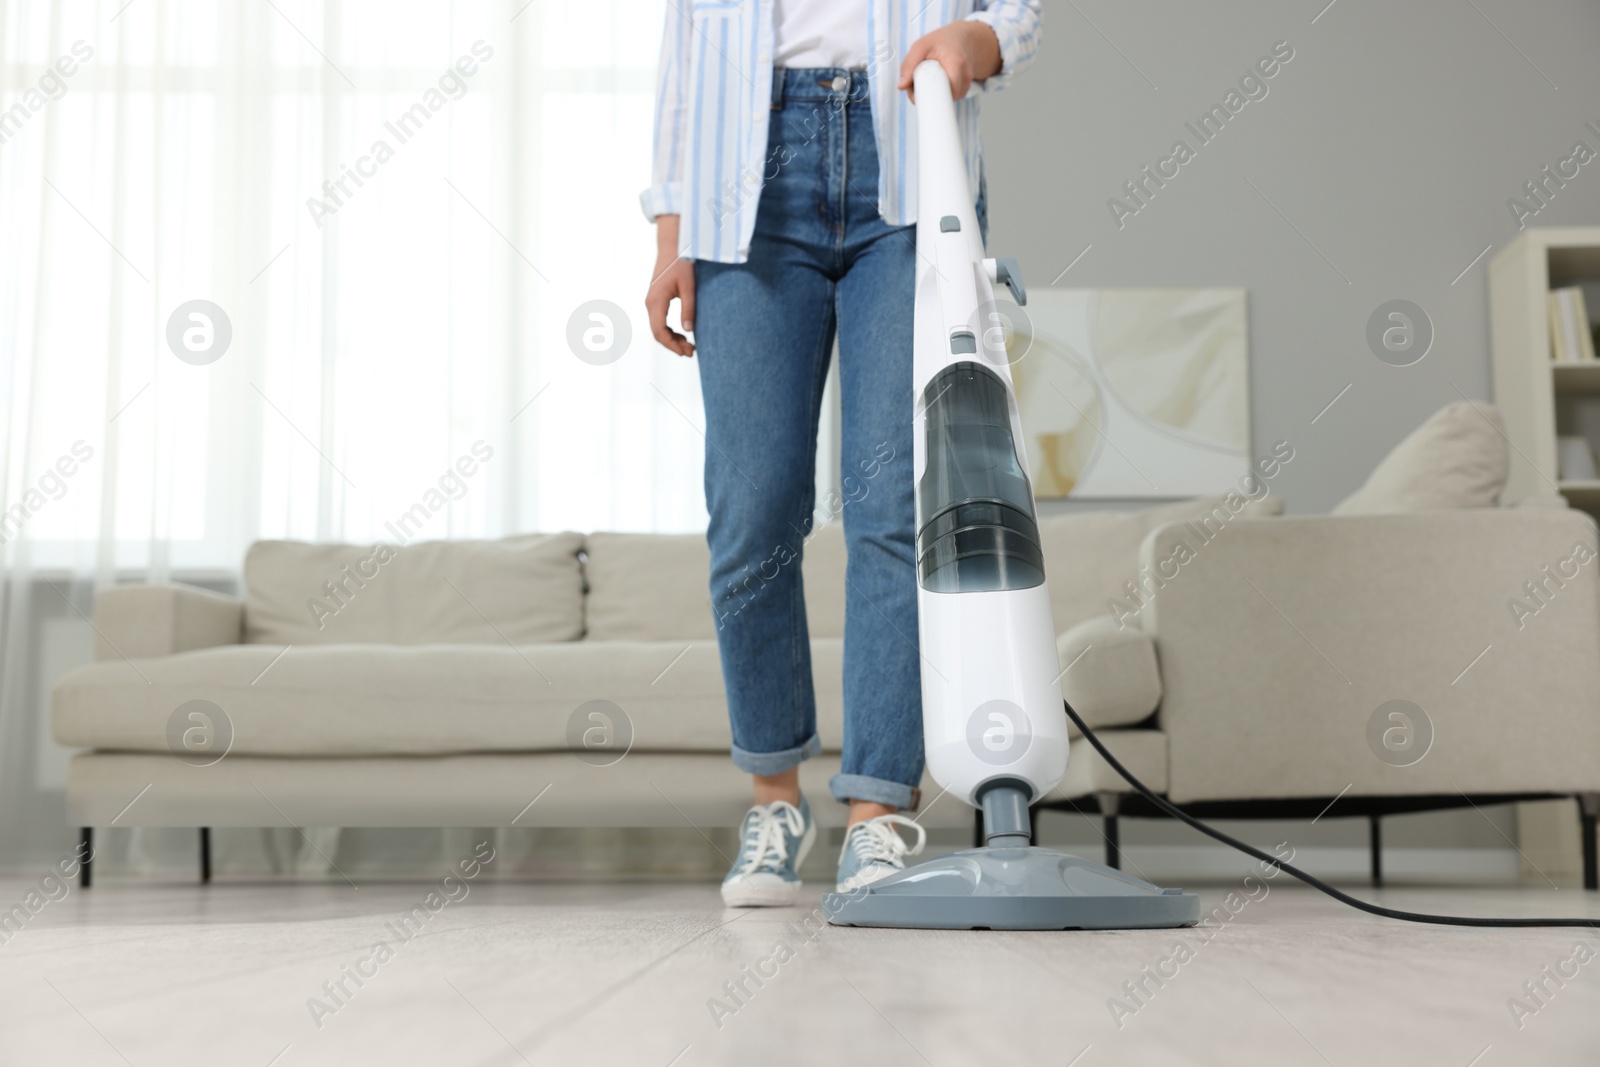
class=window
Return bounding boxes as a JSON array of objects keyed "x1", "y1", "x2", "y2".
[{"x1": 1, "y1": 0, "x2": 709, "y2": 574}]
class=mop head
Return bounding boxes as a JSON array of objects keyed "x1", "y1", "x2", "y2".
[{"x1": 823, "y1": 845, "x2": 1198, "y2": 930}]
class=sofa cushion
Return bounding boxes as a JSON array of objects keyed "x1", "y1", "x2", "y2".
[
  {"x1": 1036, "y1": 494, "x2": 1283, "y2": 632},
  {"x1": 1332, "y1": 400, "x2": 1508, "y2": 515},
  {"x1": 243, "y1": 533, "x2": 585, "y2": 645},
  {"x1": 583, "y1": 522, "x2": 848, "y2": 640},
  {"x1": 582, "y1": 532, "x2": 714, "y2": 641},
  {"x1": 52, "y1": 638, "x2": 846, "y2": 758},
  {"x1": 1057, "y1": 615, "x2": 1162, "y2": 737}
]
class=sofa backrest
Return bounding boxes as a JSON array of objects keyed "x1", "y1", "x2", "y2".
[
  {"x1": 585, "y1": 497, "x2": 1281, "y2": 641},
  {"x1": 1038, "y1": 493, "x2": 1284, "y2": 632},
  {"x1": 584, "y1": 522, "x2": 848, "y2": 641},
  {"x1": 243, "y1": 533, "x2": 586, "y2": 645},
  {"x1": 241, "y1": 494, "x2": 1281, "y2": 647}
]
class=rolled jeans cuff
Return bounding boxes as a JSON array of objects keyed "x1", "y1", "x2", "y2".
[
  {"x1": 829, "y1": 773, "x2": 922, "y2": 812},
  {"x1": 729, "y1": 733, "x2": 822, "y2": 776}
]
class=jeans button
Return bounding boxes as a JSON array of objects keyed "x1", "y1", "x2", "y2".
[{"x1": 831, "y1": 74, "x2": 848, "y2": 93}]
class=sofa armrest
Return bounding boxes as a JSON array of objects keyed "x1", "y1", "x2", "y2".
[
  {"x1": 1057, "y1": 615, "x2": 1162, "y2": 737},
  {"x1": 93, "y1": 583, "x2": 243, "y2": 660},
  {"x1": 1140, "y1": 509, "x2": 1600, "y2": 803}
]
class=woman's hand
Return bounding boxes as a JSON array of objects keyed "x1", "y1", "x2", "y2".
[
  {"x1": 898, "y1": 20, "x2": 1002, "y2": 103},
  {"x1": 645, "y1": 214, "x2": 695, "y2": 357}
]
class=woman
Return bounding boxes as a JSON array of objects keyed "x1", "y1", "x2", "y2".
[{"x1": 642, "y1": 0, "x2": 1042, "y2": 906}]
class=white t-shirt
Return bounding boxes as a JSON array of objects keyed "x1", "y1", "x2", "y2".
[{"x1": 773, "y1": 0, "x2": 870, "y2": 70}]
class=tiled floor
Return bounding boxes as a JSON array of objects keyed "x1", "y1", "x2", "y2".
[{"x1": 0, "y1": 877, "x2": 1595, "y2": 1066}]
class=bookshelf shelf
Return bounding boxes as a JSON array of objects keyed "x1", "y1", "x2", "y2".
[
  {"x1": 1551, "y1": 363, "x2": 1600, "y2": 394},
  {"x1": 1488, "y1": 226, "x2": 1600, "y2": 507},
  {"x1": 1557, "y1": 480, "x2": 1600, "y2": 509}
]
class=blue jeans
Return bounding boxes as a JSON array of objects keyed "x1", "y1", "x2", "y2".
[{"x1": 694, "y1": 68, "x2": 985, "y2": 811}]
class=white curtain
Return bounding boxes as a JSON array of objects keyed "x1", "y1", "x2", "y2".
[{"x1": 0, "y1": 0, "x2": 721, "y2": 874}]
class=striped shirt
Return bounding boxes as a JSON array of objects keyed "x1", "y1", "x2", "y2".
[{"x1": 642, "y1": 0, "x2": 1043, "y2": 263}]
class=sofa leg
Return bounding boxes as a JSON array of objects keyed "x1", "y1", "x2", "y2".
[
  {"x1": 1579, "y1": 794, "x2": 1599, "y2": 892},
  {"x1": 1369, "y1": 812, "x2": 1382, "y2": 889},
  {"x1": 79, "y1": 827, "x2": 92, "y2": 889},
  {"x1": 1098, "y1": 792, "x2": 1122, "y2": 871},
  {"x1": 199, "y1": 827, "x2": 212, "y2": 885}
]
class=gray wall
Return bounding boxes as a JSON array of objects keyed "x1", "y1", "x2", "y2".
[{"x1": 983, "y1": 0, "x2": 1600, "y2": 513}]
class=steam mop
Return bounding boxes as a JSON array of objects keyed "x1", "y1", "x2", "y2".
[{"x1": 822, "y1": 62, "x2": 1199, "y2": 930}]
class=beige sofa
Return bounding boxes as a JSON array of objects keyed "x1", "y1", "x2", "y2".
[
  {"x1": 53, "y1": 500, "x2": 1262, "y2": 848},
  {"x1": 1043, "y1": 402, "x2": 1600, "y2": 888},
  {"x1": 51, "y1": 403, "x2": 1600, "y2": 888},
  {"x1": 1069, "y1": 506, "x2": 1600, "y2": 884}
]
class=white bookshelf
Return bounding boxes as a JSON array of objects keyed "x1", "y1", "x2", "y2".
[
  {"x1": 1487, "y1": 226, "x2": 1600, "y2": 884},
  {"x1": 1488, "y1": 226, "x2": 1600, "y2": 507}
]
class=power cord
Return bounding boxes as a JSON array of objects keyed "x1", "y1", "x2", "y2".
[{"x1": 1062, "y1": 699, "x2": 1600, "y2": 929}]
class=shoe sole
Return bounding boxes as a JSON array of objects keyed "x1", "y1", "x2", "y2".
[{"x1": 721, "y1": 819, "x2": 817, "y2": 907}]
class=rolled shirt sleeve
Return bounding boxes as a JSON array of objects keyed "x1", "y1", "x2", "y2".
[
  {"x1": 639, "y1": 1, "x2": 691, "y2": 221},
  {"x1": 965, "y1": 0, "x2": 1042, "y2": 93}
]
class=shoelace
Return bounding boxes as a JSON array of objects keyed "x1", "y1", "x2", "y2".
[
  {"x1": 737, "y1": 802, "x2": 805, "y2": 875},
  {"x1": 844, "y1": 814, "x2": 927, "y2": 869}
]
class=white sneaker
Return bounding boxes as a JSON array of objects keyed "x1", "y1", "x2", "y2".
[
  {"x1": 721, "y1": 797, "x2": 816, "y2": 907},
  {"x1": 836, "y1": 814, "x2": 927, "y2": 893}
]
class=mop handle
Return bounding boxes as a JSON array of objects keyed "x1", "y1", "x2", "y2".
[
  {"x1": 911, "y1": 60, "x2": 974, "y2": 246},
  {"x1": 912, "y1": 61, "x2": 990, "y2": 360}
]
